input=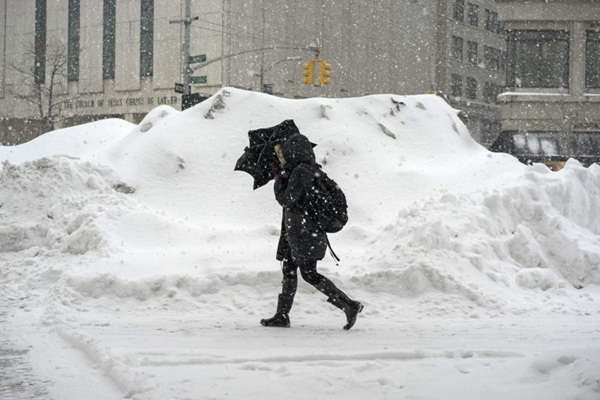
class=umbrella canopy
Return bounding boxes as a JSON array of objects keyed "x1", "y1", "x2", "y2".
[{"x1": 235, "y1": 120, "x2": 315, "y2": 190}]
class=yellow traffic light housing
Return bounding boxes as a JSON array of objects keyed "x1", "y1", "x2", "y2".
[
  {"x1": 303, "y1": 60, "x2": 315, "y2": 85},
  {"x1": 319, "y1": 60, "x2": 332, "y2": 85}
]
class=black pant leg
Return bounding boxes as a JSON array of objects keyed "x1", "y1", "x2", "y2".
[
  {"x1": 281, "y1": 257, "x2": 298, "y2": 298},
  {"x1": 296, "y1": 259, "x2": 345, "y2": 300}
]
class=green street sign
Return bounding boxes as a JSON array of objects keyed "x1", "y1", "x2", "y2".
[
  {"x1": 188, "y1": 54, "x2": 207, "y2": 64},
  {"x1": 191, "y1": 75, "x2": 207, "y2": 84}
]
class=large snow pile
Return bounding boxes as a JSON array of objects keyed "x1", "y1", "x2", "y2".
[
  {"x1": 0, "y1": 157, "x2": 129, "y2": 254},
  {"x1": 3, "y1": 88, "x2": 600, "y2": 400},
  {"x1": 1, "y1": 88, "x2": 599, "y2": 308}
]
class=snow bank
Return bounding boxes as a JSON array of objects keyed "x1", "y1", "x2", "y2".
[
  {"x1": 1, "y1": 87, "x2": 599, "y2": 311},
  {"x1": 0, "y1": 156, "x2": 133, "y2": 254},
  {"x1": 91, "y1": 88, "x2": 503, "y2": 230},
  {"x1": 357, "y1": 162, "x2": 600, "y2": 315},
  {"x1": 63, "y1": 271, "x2": 281, "y2": 301},
  {"x1": 0, "y1": 118, "x2": 134, "y2": 164}
]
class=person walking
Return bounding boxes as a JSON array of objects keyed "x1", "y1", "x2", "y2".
[{"x1": 260, "y1": 133, "x2": 364, "y2": 330}]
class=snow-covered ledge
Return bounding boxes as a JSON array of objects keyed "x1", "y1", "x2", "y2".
[{"x1": 498, "y1": 91, "x2": 600, "y2": 103}]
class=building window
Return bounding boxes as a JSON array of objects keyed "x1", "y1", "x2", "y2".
[
  {"x1": 496, "y1": 20, "x2": 505, "y2": 35},
  {"x1": 34, "y1": 0, "x2": 46, "y2": 84},
  {"x1": 466, "y1": 77, "x2": 477, "y2": 99},
  {"x1": 483, "y1": 82, "x2": 493, "y2": 103},
  {"x1": 508, "y1": 30, "x2": 570, "y2": 89},
  {"x1": 483, "y1": 82, "x2": 501, "y2": 103},
  {"x1": 586, "y1": 31, "x2": 600, "y2": 89},
  {"x1": 451, "y1": 74, "x2": 463, "y2": 97},
  {"x1": 451, "y1": 36, "x2": 464, "y2": 62},
  {"x1": 500, "y1": 50, "x2": 507, "y2": 71},
  {"x1": 453, "y1": 0, "x2": 464, "y2": 22},
  {"x1": 482, "y1": 119, "x2": 500, "y2": 138},
  {"x1": 485, "y1": 9, "x2": 498, "y2": 32},
  {"x1": 484, "y1": 46, "x2": 500, "y2": 71},
  {"x1": 513, "y1": 133, "x2": 560, "y2": 157},
  {"x1": 67, "y1": 0, "x2": 80, "y2": 82},
  {"x1": 467, "y1": 41, "x2": 478, "y2": 65},
  {"x1": 103, "y1": 0, "x2": 116, "y2": 80},
  {"x1": 140, "y1": 0, "x2": 154, "y2": 78},
  {"x1": 467, "y1": 3, "x2": 479, "y2": 27},
  {"x1": 576, "y1": 133, "x2": 600, "y2": 156}
]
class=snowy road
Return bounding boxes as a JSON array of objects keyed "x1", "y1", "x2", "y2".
[
  {"x1": 86, "y1": 317, "x2": 600, "y2": 399},
  {"x1": 4, "y1": 274, "x2": 599, "y2": 400},
  {"x1": 0, "y1": 295, "x2": 48, "y2": 400},
  {"x1": 2, "y1": 253, "x2": 600, "y2": 400},
  {"x1": 0, "y1": 259, "x2": 123, "y2": 400}
]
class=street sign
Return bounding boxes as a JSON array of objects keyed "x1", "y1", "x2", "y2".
[
  {"x1": 262, "y1": 84, "x2": 274, "y2": 94},
  {"x1": 174, "y1": 82, "x2": 185, "y2": 94},
  {"x1": 191, "y1": 76, "x2": 207, "y2": 85},
  {"x1": 188, "y1": 54, "x2": 207, "y2": 64},
  {"x1": 182, "y1": 93, "x2": 209, "y2": 110}
]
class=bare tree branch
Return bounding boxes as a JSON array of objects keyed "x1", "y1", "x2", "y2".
[{"x1": 8, "y1": 40, "x2": 68, "y2": 131}]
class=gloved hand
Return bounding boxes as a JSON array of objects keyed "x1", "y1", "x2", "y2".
[
  {"x1": 271, "y1": 157, "x2": 281, "y2": 177},
  {"x1": 274, "y1": 171, "x2": 288, "y2": 190}
]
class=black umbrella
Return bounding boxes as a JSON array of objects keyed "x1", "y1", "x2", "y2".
[{"x1": 235, "y1": 120, "x2": 315, "y2": 189}]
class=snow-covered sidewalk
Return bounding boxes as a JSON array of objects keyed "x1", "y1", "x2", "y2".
[{"x1": 3, "y1": 265, "x2": 600, "y2": 400}]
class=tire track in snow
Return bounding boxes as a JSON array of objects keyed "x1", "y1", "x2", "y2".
[{"x1": 137, "y1": 349, "x2": 525, "y2": 367}]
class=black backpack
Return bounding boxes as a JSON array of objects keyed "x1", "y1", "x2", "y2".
[{"x1": 304, "y1": 167, "x2": 348, "y2": 233}]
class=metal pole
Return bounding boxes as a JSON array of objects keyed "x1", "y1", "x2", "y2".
[
  {"x1": 257, "y1": 56, "x2": 301, "y2": 90},
  {"x1": 1, "y1": 0, "x2": 7, "y2": 98},
  {"x1": 259, "y1": 64, "x2": 264, "y2": 92},
  {"x1": 220, "y1": 0, "x2": 225, "y2": 87},
  {"x1": 183, "y1": 0, "x2": 191, "y2": 92},
  {"x1": 170, "y1": 0, "x2": 198, "y2": 95},
  {"x1": 190, "y1": 45, "x2": 310, "y2": 73},
  {"x1": 260, "y1": 2, "x2": 265, "y2": 91}
]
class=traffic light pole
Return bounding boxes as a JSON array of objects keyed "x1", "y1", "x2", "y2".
[
  {"x1": 169, "y1": 0, "x2": 199, "y2": 95},
  {"x1": 184, "y1": 0, "x2": 192, "y2": 92},
  {"x1": 257, "y1": 56, "x2": 302, "y2": 92}
]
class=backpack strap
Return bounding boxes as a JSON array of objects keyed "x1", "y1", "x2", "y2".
[{"x1": 325, "y1": 235, "x2": 341, "y2": 266}]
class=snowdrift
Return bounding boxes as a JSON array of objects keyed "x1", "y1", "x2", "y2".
[{"x1": 1, "y1": 88, "x2": 599, "y2": 313}]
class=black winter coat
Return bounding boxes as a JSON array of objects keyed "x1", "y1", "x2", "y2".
[{"x1": 275, "y1": 134, "x2": 328, "y2": 262}]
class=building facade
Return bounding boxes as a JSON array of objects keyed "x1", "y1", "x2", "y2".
[
  {"x1": 495, "y1": 0, "x2": 600, "y2": 166},
  {"x1": 223, "y1": 0, "x2": 506, "y2": 145},
  {"x1": 0, "y1": 0, "x2": 224, "y2": 143},
  {"x1": 0, "y1": 0, "x2": 506, "y2": 145},
  {"x1": 441, "y1": 0, "x2": 507, "y2": 144}
]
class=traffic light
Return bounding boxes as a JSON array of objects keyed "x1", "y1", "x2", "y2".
[
  {"x1": 319, "y1": 61, "x2": 332, "y2": 85},
  {"x1": 303, "y1": 60, "x2": 315, "y2": 85}
]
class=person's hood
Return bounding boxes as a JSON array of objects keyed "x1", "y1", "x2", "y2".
[{"x1": 281, "y1": 133, "x2": 316, "y2": 170}]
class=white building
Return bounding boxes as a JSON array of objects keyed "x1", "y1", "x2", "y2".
[{"x1": 0, "y1": 0, "x2": 224, "y2": 143}]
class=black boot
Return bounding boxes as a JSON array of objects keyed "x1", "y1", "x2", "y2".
[
  {"x1": 261, "y1": 294, "x2": 293, "y2": 328},
  {"x1": 327, "y1": 294, "x2": 364, "y2": 330}
]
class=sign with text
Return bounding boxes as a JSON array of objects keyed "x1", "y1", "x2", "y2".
[
  {"x1": 182, "y1": 93, "x2": 209, "y2": 110},
  {"x1": 188, "y1": 54, "x2": 207, "y2": 64},
  {"x1": 174, "y1": 83, "x2": 185, "y2": 94},
  {"x1": 59, "y1": 95, "x2": 179, "y2": 112},
  {"x1": 191, "y1": 76, "x2": 207, "y2": 85}
]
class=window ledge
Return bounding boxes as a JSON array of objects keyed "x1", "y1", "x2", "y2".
[{"x1": 498, "y1": 92, "x2": 600, "y2": 103}]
